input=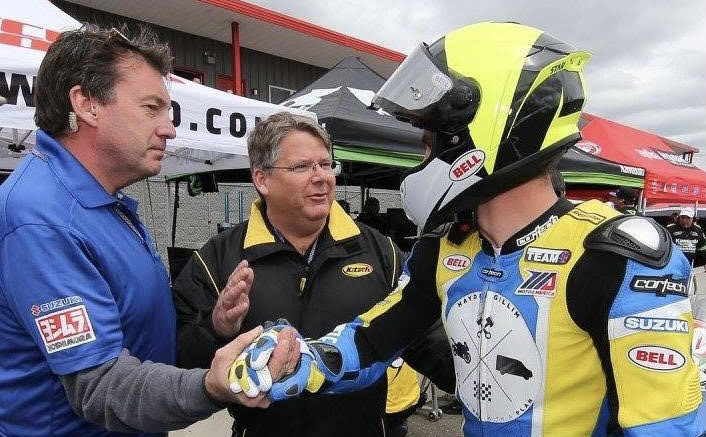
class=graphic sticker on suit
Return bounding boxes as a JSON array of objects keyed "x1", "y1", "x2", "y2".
[{"x1": 446, "y1": 290, "x2": 541, "y2": 422}]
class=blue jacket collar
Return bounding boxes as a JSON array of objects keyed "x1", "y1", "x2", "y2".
[{"x1": 35, "y1": 130, "x2": 131, "y2": 209}]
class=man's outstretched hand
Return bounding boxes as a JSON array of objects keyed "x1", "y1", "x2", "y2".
[{"x1": 212, "y1": 260, "x2": 253, "y2": 338}]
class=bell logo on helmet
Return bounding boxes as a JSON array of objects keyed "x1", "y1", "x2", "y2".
[{"x1": 449, "y1": 150, "x2": 485, "y2": 181}]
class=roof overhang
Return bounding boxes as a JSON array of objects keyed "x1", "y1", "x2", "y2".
[{"x1": 63, "y1": 0, "x2": 405, "y2": 77}]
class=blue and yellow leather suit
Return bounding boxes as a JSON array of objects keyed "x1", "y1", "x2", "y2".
[{"x1": 294, "y1": 199, "x2": 704, "y2": 437}]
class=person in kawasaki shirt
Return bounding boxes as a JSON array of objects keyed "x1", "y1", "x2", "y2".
[{"x1": 667, "y1": 208, "x2": 706, "y2": 267}]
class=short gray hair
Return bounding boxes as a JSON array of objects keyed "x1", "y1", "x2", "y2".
[{"x1": 247, "y1": 112, "x2": 331, "y2": 172}]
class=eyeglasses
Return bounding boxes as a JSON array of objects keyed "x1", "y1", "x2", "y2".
[{"x1": 265, "y1": 160, "x2": 338, "y2": 174}]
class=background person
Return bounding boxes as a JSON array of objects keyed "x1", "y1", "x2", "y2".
[
  {"x1": 667, "y1": 207, "x2": 706, "y2": 267},
  {"x1": 0, "y1": 26, "x2": 298, "y2": 437},
  {"x1": 356, "y1": 196, "x2": 389, "y2": 234}
]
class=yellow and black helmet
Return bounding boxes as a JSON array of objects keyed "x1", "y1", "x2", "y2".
[{"x1": 373, "y1": 22, "x2": 590, "y2": 231}]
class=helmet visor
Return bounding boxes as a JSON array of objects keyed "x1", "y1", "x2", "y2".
[{"x1": 374, "y1": 43, "x2": 453, "y2": 115}]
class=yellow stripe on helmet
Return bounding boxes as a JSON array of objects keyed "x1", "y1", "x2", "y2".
[{"x1": 444, "y1": 22, "x2": 543, "y2": 173}]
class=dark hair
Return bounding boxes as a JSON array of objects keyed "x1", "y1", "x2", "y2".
[{"x1": 34, "y1": 24, "x2": 172, "y2": 136}]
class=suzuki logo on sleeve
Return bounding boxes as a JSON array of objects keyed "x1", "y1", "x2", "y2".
[
  {"x1": 628, "y1": 345, "x2": 685, "y2": 371},
  {"x1": 624, "y1": 317, "x2": 689, "y2": 333},
  {"x1": 443, "y1": 255, "x2": 472, "y2": 271},
  {"x1": 449, "y1": 150, "x2": 485, "y2": 181}
]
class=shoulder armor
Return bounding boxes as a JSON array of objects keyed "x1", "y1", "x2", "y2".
[{"x1": 585, "y1": 215, "x2": 671, "y2": 268}]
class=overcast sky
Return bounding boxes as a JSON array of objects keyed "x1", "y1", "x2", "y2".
[{"x1": 248, "y1": 0, "x2": 706, "y2": 170}]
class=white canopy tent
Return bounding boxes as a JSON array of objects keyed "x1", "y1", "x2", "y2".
[{"x1": 0, "y1": 0, "x2": 314, "y2": 176}]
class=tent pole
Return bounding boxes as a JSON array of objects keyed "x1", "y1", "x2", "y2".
[
  {"x1": 144, "y1": 179, "x2": 158, "y2": 251},
  {"x1": 171, "y1": 181, "x2": 180, "y2": 247}
]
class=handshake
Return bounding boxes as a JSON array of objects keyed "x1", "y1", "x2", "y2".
[{"x1": 226, "y1": 319, "x2": 344, "y2": 403}]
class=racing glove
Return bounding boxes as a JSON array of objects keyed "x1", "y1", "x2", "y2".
[
  {"x1": 267, "y1": 321, "x2": 386, "y2": 401},
  {"x1": 228, "y1": 319, "x2": 290, "y2": 397}
]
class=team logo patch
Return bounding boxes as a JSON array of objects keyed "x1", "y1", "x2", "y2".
[
  {"x1": 443, "y1": 254, "x2": 471, "y2": 271},
  {"x1": 342, "y1": 263, "x2": 373, "y2": 277},
  {"x1": 449, "y1": 150, "x2": 485, "y2": 181},
  {"x1": 567, "y1": 209, "x2": 606, "y2": 225},
  {"x1": 35, "y1": 305, "x2": 96, "y2": 354},
  {"x1": 515, "y1": 271, "x2": 558, "y2": 298},
  {"x1": 630, "y1": 275, "x2": 688, "y2": 297},
  {"x1": 516, "y1": 216, "x2": 558, "y2": 246},
  {"x1": 30, "y1": 295, "x2": 83, "y2": 317},
  {"x1": 525, "y1": 247, "x2": 571, "y2": 265},
  {"x1": 624, "y1": 316, "x2": 689, "y2": 333},
  {"x1": 628, "y1": 345, "x2": 685, "y2": 371},
  {"x1": 481, "y1": 268, "x2": 503, "y2": 278}
]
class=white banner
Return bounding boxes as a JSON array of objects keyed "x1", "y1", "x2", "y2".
[{"x1": 0, "y1": 0, "x2": 314, "y2": 176}]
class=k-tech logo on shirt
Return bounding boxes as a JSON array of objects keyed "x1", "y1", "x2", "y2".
[
  {"x1": 341, "y1": 263, "x2": 373, "y2": 277},
  {"x1": 35, "y1": 305, "x2": 96, "y2": 354}
]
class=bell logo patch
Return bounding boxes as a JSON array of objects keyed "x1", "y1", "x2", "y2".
[{"x1": 443, "y1": 255, "x2": 471, "y2": 271}]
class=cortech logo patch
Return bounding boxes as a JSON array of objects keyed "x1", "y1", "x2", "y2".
[
  {"x1": 481, "y1": 268, "x2": 503, "y2": 278},
  {"x1": 443, "y1": 255, "x2": 472, "y2": 271},
  {"x1": 342, "y1": 263, "x2": 373, "y2": 277},
  {"x1": 630, "y1": 275, "x2": 688, "y2": 297},
  {"x1": 525, "y1": 247, "x2": 571, "y2": 265},
  {"x1": 624, "y1": 317, "x2": 689, "y2": 333},
  {"x1": 567, "y1": 209, "x2": 606, "y2": 225},
  {"x1": 449, "y1": 150, "x2": 485, "y2": 181},
  {"x1": 515, "y1": 271, "x2": 558, "y2": 298},
  {"x1": 628, "y1": 345, "x2": 685, "y2": 371},
  {"x1": 516, "y1": 216, "x2": 558, "y2": 247},
  {"x1": 35, "y1": 305, "x2": 96, "y2": 354}
]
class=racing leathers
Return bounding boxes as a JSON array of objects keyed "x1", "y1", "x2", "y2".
[
  {"x1": 667, "y1": 222, "x2": 706, "y2": 267},
  {"x1": 269, "y1": 199, "x2": 704, "y2": 437}
]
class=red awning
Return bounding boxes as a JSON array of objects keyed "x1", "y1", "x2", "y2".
[{"x1": 578, "y1": 114, "x2": 706, "y2": 205}]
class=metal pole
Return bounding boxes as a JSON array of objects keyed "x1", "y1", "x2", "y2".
[
  {"x1": 636, "y1": 189, "x2": 644, "y2": 215},
  {"x1": 238, "y1": 190, "x2": 244, "y2": 223},
  {"x1": 224, "y1": 191, "x2": 230, "y2": 223}
]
